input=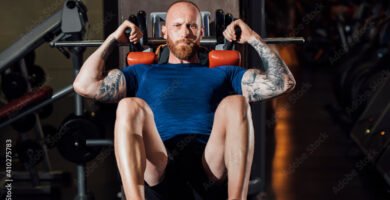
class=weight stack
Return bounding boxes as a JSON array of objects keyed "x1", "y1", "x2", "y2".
[{"x1": 351, "y1": 72, "x2": 390, "y2": 186}]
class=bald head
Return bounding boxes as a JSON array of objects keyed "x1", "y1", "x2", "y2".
[{"x1": 166, "y1": 1, "x2": 202, "y2": 26}]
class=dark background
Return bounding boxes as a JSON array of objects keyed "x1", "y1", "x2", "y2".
[{"x1": 1, "y1": 0, "x2": 390, "y2": 199}]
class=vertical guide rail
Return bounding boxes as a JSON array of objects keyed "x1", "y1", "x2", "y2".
[
  {"x1": 259, "y1": 0, "x2": 267, "y2": 194},
  {"x1": 259, "y1": 0, "x2": 269, "y2": 193},
  {"x1": 71, "y1": 49, "x2": 84, "y2": 117},
  {"x1": 240, "y1": 0, "x2": 268, "y2": 196},
  {"x1": 71, "y1": 47, "x2": 87, "y2": 200}
]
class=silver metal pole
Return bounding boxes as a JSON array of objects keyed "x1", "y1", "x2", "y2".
[
  {"x1": 77, "y1": 165, "x2": 87, "y2": 200},
  {"x1": 52, "y1": 37, "x2": 305, "y2": 47},
  {"x1": 86, "y1": 139, "x2": 114, "y2": 146},
  {"x1": 71, "y1": 51, "x2": 84, "y2": 116},
  {"x1": 69, "y1": 41, "x2": 87, "y2": 200}
]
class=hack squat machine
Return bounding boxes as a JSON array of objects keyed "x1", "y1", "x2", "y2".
[{"x1": 18, "y1": 0, "x2": 390, "y2": 199}]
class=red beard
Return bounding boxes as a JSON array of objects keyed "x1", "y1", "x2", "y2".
[{"x1": 167, "y1": 37, "x2": 199, "y2": 60}]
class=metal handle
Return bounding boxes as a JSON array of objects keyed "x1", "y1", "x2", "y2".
[{"x1": 224, "y1": 26, "x2": 242, "y2": 50}]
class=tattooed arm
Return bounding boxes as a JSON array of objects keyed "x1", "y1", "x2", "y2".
[
  {"x1": 73, "y1": 20, "x2": 142, "y2": 103},
  {"x1": 223, "y1": 19, "x2": 296, "y2": 102},
  {"x1": 241, "y1": 37, "x2": 296, "y2": 102},
  {"x1": 73, "y1": 36, "x2": 127, "y2": 103}
]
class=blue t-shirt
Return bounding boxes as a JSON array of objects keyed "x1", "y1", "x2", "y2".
[{"x1": 121, "y1": 63, "x2": 246, "y2": 141}]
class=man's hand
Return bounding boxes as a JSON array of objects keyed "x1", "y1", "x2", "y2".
[
  {"x1": 223, "y1": 19, "x2": 263, "y2": 44},
  {"x1": 111, "y1": 20, "x2": 143, "y2": 44}
]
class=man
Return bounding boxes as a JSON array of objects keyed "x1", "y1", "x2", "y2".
[{"x1": 73, "y1": 1, "x2": 295, "y2": 199}]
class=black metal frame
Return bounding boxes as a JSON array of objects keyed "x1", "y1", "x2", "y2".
[
  {"x1": 0, "y1": 11, "x2": 62, "y2": 72},
  {"x1": 240, "y1": 0, "x2": 268, "y2": 195}
]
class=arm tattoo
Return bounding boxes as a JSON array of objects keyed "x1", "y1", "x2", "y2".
[
  {"x1": 242, "y1": 37, "x2": 296, "y2": 102},
  {"x1": 95, "y1": 69, "x2": 126, "y2": 103},
  {"x1": 101, "y1": 38, "x2": 117, "y2": 60}
]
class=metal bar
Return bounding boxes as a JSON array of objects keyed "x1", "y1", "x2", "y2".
[
  {"x1": 264, "y1": 37, "x2": 305, "y2": 44},
  {"x1": 71, "y1": 50, "x2": 84, "y2": 116},
  {"x1": 151, "y1": 12, "x2": 166, "y2": 38},
  {"x1": 77, "y1": 165, "x2": 87, "y2": 200},
  {"x1": 337, "y1": 20, "x2": 349, "y2": 52},
  {"x1": 86, "y1": 139, "x2": 113, "y2": 146},
  {"x1": 259, "y1": 0, "x2": 267, "y2": 194},
  {"x1": 201, "y1": 11, "x2": 211, "y2": 37},
  {"x1": 52, "y1": 37, "x2": 305, "y2": 47},
  {"x1": 0, "y1": 85, "x2": 74, "y2": 128},
  {"x1": 72, "y1": 45, "x2": 88, "y2": 200},
  {"x1": 0, "y1": 10, "x2": 62, "y2": 73}
]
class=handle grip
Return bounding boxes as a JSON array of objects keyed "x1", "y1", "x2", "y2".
[
  {"x1": 137, "y1": 10, "x2": 148, "y2": 45},
  {"x1": 215, "y1": 9, "x2": 225, "y2": 44},
  {"x1": 223, "y1": 26, "x2": 241, "y2": 50},
  {"x1": 125, "y1": 15, "x2": 143, "y2": 52}
]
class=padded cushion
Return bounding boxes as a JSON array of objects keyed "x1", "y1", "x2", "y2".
[
  {"x1": 126, "y1": 48, "x2": 241, "y2": 68},
  {"x1": 127, "y1": 52, "x2": 156, "y2": 66},
  {"x1": 0, "y1": 86, "x2": 53, "y2": 120},
  {"x1": 208, "y1": 50, "x2": 241, "y2": 68}
]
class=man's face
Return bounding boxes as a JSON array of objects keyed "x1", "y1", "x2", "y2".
[{"x1": 164, "y1": 3, "x2": 203, "y2": 61}]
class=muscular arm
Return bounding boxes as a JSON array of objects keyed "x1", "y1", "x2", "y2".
[
  {"x1": 73, "y1": 36, "x2": 127, "y2": 103},
  {"x1": 223, "y1": 19, "x2": 296, "y2": 102},
  {"x1": 73, "y1": 20, "x2": 143, "y2": 103},
  {"x1": 241, "y1": 36, "x2": 296, "y2": 102},
  {"x1": 94, "y1": 69, "x2": 127, "y2": 103}
]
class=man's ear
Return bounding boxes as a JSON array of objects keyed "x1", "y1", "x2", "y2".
[
  {"x1": 162, "y1": 25, "x2": 167, "y2": 39},
  {"x1": 196, "y1": 27, "x2": 204, "y2": 44}
]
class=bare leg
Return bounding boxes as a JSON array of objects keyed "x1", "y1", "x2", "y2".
[
  {"x1": 203, "y1": 95, "x2": 254, "y2": 200},
  {"x1": 114, "y1": 97, "x2": 168, "y2": 200}
]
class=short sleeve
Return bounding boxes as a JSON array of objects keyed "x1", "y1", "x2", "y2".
[
  {"x1": 219, "y1": 66, "x2": 247, "y2": 95},
  {"x1": 120, "y1": 64, "x2": 149, "y2": 97}
]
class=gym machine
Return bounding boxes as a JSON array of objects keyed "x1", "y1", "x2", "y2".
[{"x1": 0, "y1": 0, "x2": 305, "y2": 199}]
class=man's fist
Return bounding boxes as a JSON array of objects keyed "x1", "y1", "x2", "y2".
[
  {"x1": 111, "y1": 20, "x2": 143, "y2": 44},
  {"x1": 223, "y1": 19, "x2": 262, "y2": 44}
]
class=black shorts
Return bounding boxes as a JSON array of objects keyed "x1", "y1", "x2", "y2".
[{"x1": 145, "y1": 134, "x2": 227, "y2": 200}]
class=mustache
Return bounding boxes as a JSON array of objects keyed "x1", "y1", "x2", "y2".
[{"x1": 175, "y1": 38, "x2": 196, "y2": 45}]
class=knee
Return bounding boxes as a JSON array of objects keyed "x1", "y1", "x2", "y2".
[
  {"x1": 219, "y1": 95, "x2": 250, "y2": 121},
  {"x1": 116, "y1": 97, "x2": 149, "y2": 121}
]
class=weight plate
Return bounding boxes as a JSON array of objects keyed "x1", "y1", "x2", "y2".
[{"x1": 57, "y1": 115, "x2": 103, "y2": 164}]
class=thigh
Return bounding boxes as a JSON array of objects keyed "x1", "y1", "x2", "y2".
[
  {"x1": 202, "y1": 98, "x2": 228, "y2": 181},
  {"x1": 203, "y1": 95, "x2": 249, "y2": 181},
  {"x1": 138, "y1": 99, "x2": 169, "y2": 185},
  {"x1": 118, "y1": 97, "x2": 168, "y2": 185},
  {"x1": 139, "y1": 99, "x2": 167, "y2": 162}
]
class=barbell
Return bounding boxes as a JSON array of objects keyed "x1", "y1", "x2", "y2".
[{"x1": 51, "y1": 37, "x2": 305, "y2": 48}]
